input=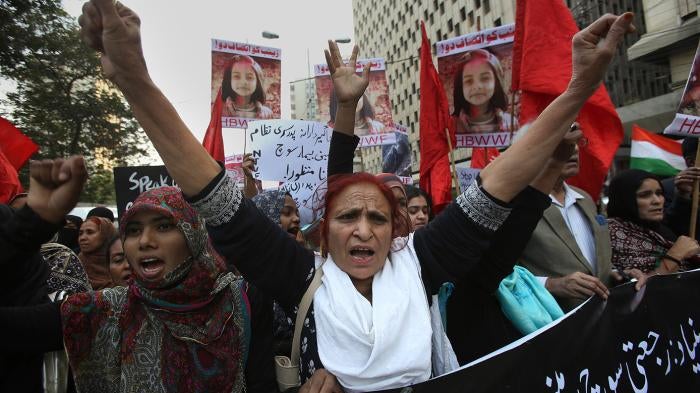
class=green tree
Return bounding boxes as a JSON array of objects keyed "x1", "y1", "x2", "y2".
[
  {"x1": 0, "y1": 0, "x2": 67, "y2": 74},
  {"x1": 2, "y1": 2, "x2": 148, "y2": 204}
]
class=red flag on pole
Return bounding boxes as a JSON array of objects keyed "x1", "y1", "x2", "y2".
[
  {"x1": 419, "y1": 21, "x2": 456, "y2": 214},
  {"x1": 0, "y1": 116, "x2": 38, "y2": 170},
  {"x1": 0, "y1": 150, "x2": 22, "y2": 204},
  {"x1": 202, "y1": 89, "x2": 226, "y2": 162},
  {"x1": 470, "y1": 147, "x2": 500, "y2": 169},
  {"x1": 512, "y1": 0, "x2": 623, "y2": 201}
]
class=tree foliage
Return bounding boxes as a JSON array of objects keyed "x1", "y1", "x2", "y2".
[{"x1": 1, "y1": 0, "x2": 148, "y2": 204}]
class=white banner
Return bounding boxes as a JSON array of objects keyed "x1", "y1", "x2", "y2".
[{"x1": 246, "y1": 120, "x2": 331, "y2": 184}]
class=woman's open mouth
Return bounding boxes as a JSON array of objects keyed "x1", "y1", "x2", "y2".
[
  {"x1": 349, "y1": 247, "x2": 375, "y2": 265},
  {"x1": 139, "y1": 257, "x2": 165, "y2": 280}
]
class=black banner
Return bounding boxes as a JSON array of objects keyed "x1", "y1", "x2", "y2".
[
  {"x1": 113, "y1": 165, "x2": 176, "y2": 218},
  {"x1": 386, "y1": 270, "x2": 700, "y2": 392}
]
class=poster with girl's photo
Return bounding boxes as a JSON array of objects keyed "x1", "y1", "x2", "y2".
[
  {"x1": 437, "y1": 24, "x2": 518, "y2": 148},
  {"x1": 314, "y1": 58, "x2": 397, "y2": 147},
  {"x1": 211, "y1": 39, "x2": 281, "y2": 129},
  {"x1": 382, "y1": 129, "x2": 413, "y2": 184},
  {"x1": 664, "y1": 41, "x2": 700, "y2": 137}
]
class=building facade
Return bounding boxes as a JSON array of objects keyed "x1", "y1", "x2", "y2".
[
  {"x1": 620, "y1": 0, "x2": 700, "y2": 168},
  {"x1": 290, "y1": 78, "x2": 318, "y2": 121},
  {"x1": 352, "y1": 0, "x2": 692, "y2": 181}
]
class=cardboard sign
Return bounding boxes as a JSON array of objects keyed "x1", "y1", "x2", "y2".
[
  {"x1": 437, "y1": 24, "x2": 519, "y2": 148},
  {"x1": 246, "y1": 120, "x2": 331, "y2": 184},
  {"x1": 113, "y1": 165, "x2": 176, "y2": 217},
  {"x1": 211, "y1": 39, "x2": 282, "y2": 129}
]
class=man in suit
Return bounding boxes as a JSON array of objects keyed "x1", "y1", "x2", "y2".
[{"x1": 518, "y1": 129, "x2": 642, "y2": 311}]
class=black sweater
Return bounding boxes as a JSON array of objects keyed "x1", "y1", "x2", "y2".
[
  {"x1": 189, "y1": 165, "x2": 549, "y2": 383},
  {"x1": 0, "y1": 205, "x2": 60, "y2": 393}
]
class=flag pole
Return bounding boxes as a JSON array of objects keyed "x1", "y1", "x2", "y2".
[
  {"x1": 445, "y1": 128, "x2": 461, "y2": 195},
  {"x1": 690, "y1": 143, "x2": 700, "y2": 238}
]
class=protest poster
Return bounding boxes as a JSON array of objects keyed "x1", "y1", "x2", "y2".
[
  {"x1": 281, "y1": 181, "x2": 325, "y2": 226},
  {"x1": 437, "y1": 24, "x2": 519, "y2": 148},
  {"x1": 224, "y1": 154, "x2": 245, "y2": 185},
  {"x1": 456, "y1": 167, "x2": 480, "y2": 192},
  {"x1": 379, "y1": 270, "x2": 700, "y2": 393},
  {"x1": 211, "y1": 39, "x2": 282, "y2": 129},
  {"x1": 314, "y1": 58, "x2": 396, "y2": 147},
  {"x1": 113, "y1": 165, "x2": 176, "y2": 217},
  {"x1": 664, "y1": 42, "x2": 700, "y2": 138},
  {"x1": 246, "y1": 119, "x2": 331, "y2": 184},
  {"x1": 381, "y1": 129, "x2": 413, "y2": 184}
]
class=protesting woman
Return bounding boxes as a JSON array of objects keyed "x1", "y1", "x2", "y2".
[
  {"x1": 78, "y1": 1, "x2": 634, "y2": 391},
  {"x1": 607, "y1": 169, "x2": 700, "y2": 275},
  {"x1": 78, "y1": 216, "x2": 116, "y2": 289},
  {"x1": 0, "y1": 186, "x2": 277, "y2": 392}
]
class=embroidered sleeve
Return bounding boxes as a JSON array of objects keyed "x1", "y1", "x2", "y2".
[
  {"x1": 190, "y1": 173, "x2": 242, "y2": 227},
  {"x1": 456, "y1": 181, "x2": 512, "y2": 232}
]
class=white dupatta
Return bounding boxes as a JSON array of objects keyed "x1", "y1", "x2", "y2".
[{"x1": 314, "y1": 235, "x2": 444, "y2": 392}]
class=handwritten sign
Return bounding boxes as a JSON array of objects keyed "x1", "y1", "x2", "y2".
[
  {"x1": 113, "y1": 166, "x2": 177, "y2": 217},
  {"x1": 456, "y1": 167, "x2": 480, "y2": 192},
  {"x1": 246, "y1": 120, "x2": 331, "y2": 184},
  {"x1": 281, "y1": 181, "x2": 325, "y2": 225}
]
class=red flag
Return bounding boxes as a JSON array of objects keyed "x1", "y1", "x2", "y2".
[
  {"x1": 0, "y1": 149, "x2": 22, "y2": 204},
  {"x1": 202, "y1": 89, "x2": 225, "y2": 162},
  {"x1": 470, "y1": 147, "x2": 500, "y2": 169},
  {"x1": 419, "y1": 21, "x2": 456, "y2": 214},
  {"x1": 0, "y1": 116, "x2": 38, "y2": 170},
  {"x1": 512, "y1": 0, "x2": 623, "y2": 201}
]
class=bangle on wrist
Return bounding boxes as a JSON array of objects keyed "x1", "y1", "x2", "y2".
[{"x1": 662, "y1": 254, "x2": 683, "y2": 265}]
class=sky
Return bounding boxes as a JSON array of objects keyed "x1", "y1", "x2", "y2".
[{"x1": 61, "y1": 0, "x2": 356, "y2": 162}]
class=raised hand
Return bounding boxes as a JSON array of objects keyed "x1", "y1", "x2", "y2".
[
  {"x1": 550, "y1": 122, "x2": 584, "y2": 163},
  {"x1": 569, "y1": 13, "x2": 635, "y2": 95},
  {"x1": 26, "y1": 157, "x2": 88, "y2": 224},
  {"x1": 674, "y1": 167, "x2": 700, "y2": 198},
  {"x1": 78, "y1": 0, "x2": 148, "y2": 86},
  {"x1": 324, "y1": 41, "x2": 370, "y2": 106}
]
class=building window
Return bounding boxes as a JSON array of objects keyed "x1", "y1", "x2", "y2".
[
  {"x1": 440, "y1": 3, "x2": 445, "y2": 15},
  {"x1": 494, "y1": 17, "x2": 501, "y2": 27},
  {"x1": 448, "y1": 19, "x2": 453, "y2": 32},
  {"x1": 468, "y1": 11, "x2": 474, "y2": 26},
  {"x1": 460, "y1": 7, "x2": 466, "y2": 21},
  {"x1": 484, "y1": 0, "x2": 490, "y2": 13},
  {"x1": 455, "y1": 23, "x2": 461, "y2": 36},
  {"x1": 474, "y1": 0, "x2": 481, "y2": 9}
]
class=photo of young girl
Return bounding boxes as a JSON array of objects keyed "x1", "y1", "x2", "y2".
[
  {"x1": 314, "y1": 57, "x2": 395, "y2": 146},
  {"x1": 452, "y1": 49, "x2": 516, "y2": 134},
  {"x1": 328, "y1": 90, "x2": 385, "y2": 136},
  {"x1": 437, "y1": 24, "x2": 519, "y2": 148},
  {"x1": 221, "y1": 55, "x2": 273, "y2": 119},
  {"x1": 211, "y1": 39, "x2": 281, "y2": 128}
]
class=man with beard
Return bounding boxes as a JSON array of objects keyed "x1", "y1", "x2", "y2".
[{"x1": 517, "y1": 124, "x2": 642, "y2": 312}]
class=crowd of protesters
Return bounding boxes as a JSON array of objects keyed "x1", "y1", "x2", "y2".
[{"x1": 0, "y1": 1, "x2": 699, "y2": 392}]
